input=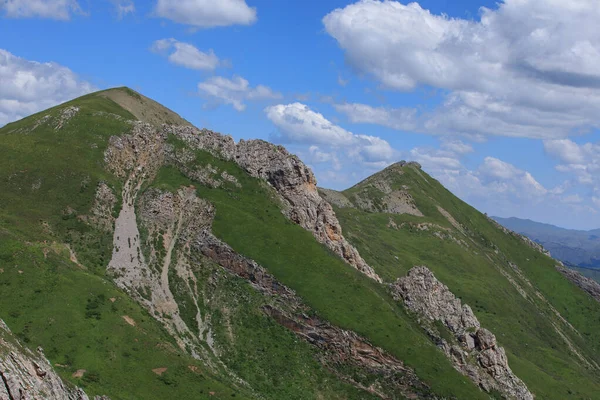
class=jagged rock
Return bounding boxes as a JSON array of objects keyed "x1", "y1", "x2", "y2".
[
  {"x1": 392, "y1": 266, "x2": 480, "y2": 333},
  {"x1": 556, "y1": 265, "x2": 600, "y2": 303},
  {"x1": 166, "y1": 126, "x2": 236, "y2": 160},
  {"x1": 475, "y1": 328, "x2": 496, "y2": 351},
  {"x1": 391, "y1": 266, "x2": 533, "y2": 400},
  {"x1": 317, "y1": 188, "x2": 354, "y2": 209},
  {"x1": 0, "y1": 319, "x2": 105, "y2": 400},
  {"x1": 234, "y1": 139, "x2": 382, "y2": 282},
  {"x1": 104, "y1": 122, "x2": 166, "y2": 179},
  {"x1": 80, "y1": 182, "x2": 117, "y2": 231},
  {"x1": 161, "y1": 126, "x2": 382, "y2": 282}
]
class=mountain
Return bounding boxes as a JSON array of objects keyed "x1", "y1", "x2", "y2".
[
  {"x1": 2, "y1": 88, "x2": 600, "y2": 399},
  {"x1": 492, "y1": 216, "x2": 600, "y2": 268}
]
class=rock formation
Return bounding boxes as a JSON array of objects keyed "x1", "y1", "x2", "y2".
[
  {"x1": 233, "y1": 139, "x2": 382, "y2": 282},
  {"x1": 392, "y1": 267, "x2": 533, "y2": 400},
  {"x1": 0, "y1": 320, "x2": 106, "y2": 400},
  {"x1": 162, "y1": 126, "x2": 382, "y2": 282},
  {"x1": 194, "y1": 231, "x2": 433, "y2": 399}
]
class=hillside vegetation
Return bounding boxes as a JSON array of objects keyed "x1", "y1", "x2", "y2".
[{"x1": 2, "y1": 88, "x2": 600, "y2": 399}]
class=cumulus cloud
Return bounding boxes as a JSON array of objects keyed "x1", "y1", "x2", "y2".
[
  {"x1": 334, "y1": 102, "x2": 417, "y2": 131},
  {"x1": 440, "y1": 139, "x2": 473, "y2": 155},
  {"x1": 198, "y1": 76, "x2": 281, "y2": 111},
  {"x1": 152, "y1": 39, "x2": 220, "y2": 70},
  {"x1": 155, "y1": 0, "x2": 256, "y2": 28},
  {"x1": 265, "y1": 102, "x2": 396, "y2": 168},
  {"x1": 1, "y1": 0, "x2": 82, "y2": 19},
  {"x1": 324, "y1": 0, "x2": 600, "y2": 139},
  {"x1": 112, "y1": 0, "x2": 134, "y2": 18},
  {"x1": 0, "y1": 49, "x2": 95, "y2": 126},
  {"x1": 479, "y1": 157, "x2": 548, "y2": 197},
  {"x1": 544, "y1": 138, "x2": 600, "y2": 189}
]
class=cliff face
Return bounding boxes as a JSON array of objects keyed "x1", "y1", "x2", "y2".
[
  {"x1": 167, "y1": 126, "x2": 382, "y2": 282},
  {"x1": 0, "y1": 320, "x2": 105, "y2": 400}
]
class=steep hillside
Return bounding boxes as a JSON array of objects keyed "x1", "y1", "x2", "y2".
[
  {"x1": 492, "y1": 216, "x2": 600, "y2": 269},
  {"x1": 322, "y1": 161, "x2": 600, "y2": 399},
  {"x1": 2, "y1": 88, "x2": 600, "y2": 399}
]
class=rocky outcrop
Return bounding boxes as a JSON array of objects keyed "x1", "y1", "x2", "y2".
[
  {"x1": 317, "y1": 188, "x2": 354, "y2": 209},
  {"x1": 104, "y1": 123, "x2": 167, "y2": 179},
  {"x1": 79, "y1": 182, "x2": 117, "y2": 231},
  {"x1": 163, "y1": 126, "x2": 382, "y2": 282},
  {"x1": 54, "y1": 106, "x2": 79, "y2": 130},
  {"x1": 392, "y1": 267, "x2": 533, "y2": 400},
  {"x1": 0, "y1": 320, "x2": 105, "y2": 400},
  {"x1": 166, "y1": 126, "x2": 236, "y2": 161},
  {"x1": 233, "y1": 139, "x2": 381, "y2": 282},
  {"x1": 193, "y1": 231, "x2": 433, "y2": 399},
  {"x1": 557, "y1": 265, "x2": 600, "y2": 304}
]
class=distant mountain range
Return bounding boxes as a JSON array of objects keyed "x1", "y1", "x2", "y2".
[{"x1": 492, "y1": 216, "x2": 600, "y2": 269}]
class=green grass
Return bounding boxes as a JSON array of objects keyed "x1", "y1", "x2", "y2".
[
  {"x1": 180, "y1": 256, "x2": 383, "y2": 400},
  {"x1": 0, "y1": 94, "x2": 133, "y2": 273},
  {"x1": 0, "y1": 232, "x2": 246, "y2": 400},
  {"x1": 152, "y1": 139, "x2": 488, "y2": 399},
  {"x1": 4, "y1": 89, "x2": 600, "y2": 399},
  {"x1": 334, "y1": 164, "x2": 600, "y2": 399}
]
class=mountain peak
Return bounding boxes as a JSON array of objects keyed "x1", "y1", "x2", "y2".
[{"x1": 94, "y1": 87, "x2": 191, "y2": 127}]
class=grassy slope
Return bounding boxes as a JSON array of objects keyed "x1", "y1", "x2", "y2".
[
  {"x1": 0, "y1": 91, "x2": 252, "y2": 399},
  {"x1": 0, "y1": 232, "x2": 242, "y2": 399},
  {"x1": 153, "y1": 137, "x2": 487, "y2": 399},
  {"x1": 335, "y1": 164, "x2": 600, "y2": 399},
  {"x1": 0, "y1": 90, "x2": 383, "y2": 399}
]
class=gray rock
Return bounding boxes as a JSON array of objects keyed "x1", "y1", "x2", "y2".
[
  {"x1": 234, "y1": 139, "x2": 382, "y2": 282},
  {"x1": 0, "y1": 319, "x2": 105, "y2": 400},
  {"x1": 160, "y1": 127, "x2": 383, "y2": 282},
  {"x1": 392, "y1": 266, "x2": 533, "y2": 400}
]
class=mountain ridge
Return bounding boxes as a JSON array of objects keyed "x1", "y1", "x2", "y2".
[
  {"x1": 2, "y1": 87, "x2": 600, "y2": 399},
  {"x1": 493, "y1": 216, "x2": 600, "y2": 268}
]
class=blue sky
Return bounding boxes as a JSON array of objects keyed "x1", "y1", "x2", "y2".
[{"x1": 1, "y1": 0, "x2": 599, "y2": 230}]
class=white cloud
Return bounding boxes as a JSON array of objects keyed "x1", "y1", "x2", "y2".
[
  {"x1": 324, "y1": 0, "x2": 600, "y2": 139},
  {"x1": 440, "y1": 139, "x2": 473, "y2": 155},
  {"x1": 409, "y1": 147, "x2": 462, "y2": 170},
  {"x1": 544, "y1": 139, "x2": 598, "y2": 165},
  {"x1": 112, "y1": 0, "x2": 134, "y2": 18},
  {"x1": 198, "y1": 76, "x2": 280, "y2": 111},
  {"x1": 544, "y1": 138, "x2": 600, "y2": 189},
  {"x1": 152, "y1": 39, "x2": 220, "y2": 70},
  {"x1": 155, "y1": 0, "x2": 256, "y2": 28},
  {"x1": 478, "y1": 157, "x2": 548, "y2": 197},
  {"x1": 0, "y1": 49, "x2": 95, "y2": 126},
  {"x1": 334, "y1": 102, "x2": 417, "y2": 131},
  {"x1": 1, "y1": 0, "x2": 82, "y2": 19},
  {"x1": 265, "y1": 103, "x2": 353, "y2": 146},
  {"x1": 265, "y1": 102, "x2": 396, "y2": 168}
]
